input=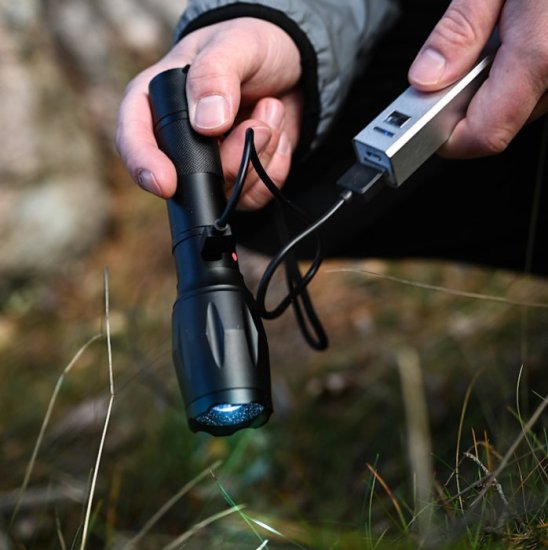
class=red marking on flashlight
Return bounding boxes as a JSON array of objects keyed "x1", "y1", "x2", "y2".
[{"x1": 232, "y1": 252, "x2": 238, "y2": 262}]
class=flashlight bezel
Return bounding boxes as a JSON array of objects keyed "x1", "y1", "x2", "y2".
[{"x1": 186, "y1": 388, "x2": 272, "y2": 436}]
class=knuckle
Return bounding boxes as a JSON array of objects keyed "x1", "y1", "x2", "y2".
[
  {"x1": 242, "y1": 187, "x2": 270, "y2": 210},
  {"x1": 433, "y1": 5, "x2": 479, "y2": 49},
  {"x1": 510, "y1": 38, "x2": 548, "y2": 86},
  {"x1": 189, "y1": 51, "x2": 231, "y2": 80},
  {"x1": 478, "y1": 129, "x2": 512, "y2": 155}
]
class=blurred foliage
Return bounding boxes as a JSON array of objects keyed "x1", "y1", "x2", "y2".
[{"x1": 1, "y1": 179, "x2": 547, "y2": 547}]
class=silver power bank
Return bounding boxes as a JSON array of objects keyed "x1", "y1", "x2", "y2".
[{"x1": 353, "y1": 54, "x2": 493, "y2": 187}]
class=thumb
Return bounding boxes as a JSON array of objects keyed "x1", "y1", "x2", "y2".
[
  {"x1": 185, "y1": 50, "x2": 247, "y2": 136},
  {"x1": 187, "y1": 58, "x2": 240, "y2": 135},
  {"x1": 171, "y1": 18, "x2": 301, "y2": 136},
  {"x1": 409, "y1": 0, "x2": 503, "y2": 91}
]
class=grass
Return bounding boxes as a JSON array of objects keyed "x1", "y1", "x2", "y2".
[
  {"x1": 2, "y1": 258, "x2": 548, "y2": 549},
  {"x1": 1, "y1": 133, "x2": 547, "y2": 546}
]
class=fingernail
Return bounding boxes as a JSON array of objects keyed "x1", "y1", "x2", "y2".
[
  {"x1": 276, "y1": 131, "x2": 291, "y2": 156},
  {"x1": 409, "y1": 47, "x2": 446, "y2": 85},
  {"x1": 263, "y1": 102, "x2": 284, "y2": 129},
  {"x1": 137, "y1": 169, "x2": 160, "y2": 195},
  {"x1": 194, "y1": 95, "x2": 230, "y2": 129}
]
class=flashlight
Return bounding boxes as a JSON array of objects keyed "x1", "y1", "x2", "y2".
[{"x1": 148, "y1": 66, "x2": 272, "y2": 436}]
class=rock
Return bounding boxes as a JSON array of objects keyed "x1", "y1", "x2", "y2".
[
  {"x1": 0, "y1": 0, "x2": 108, "y2": 279},
  {"x1": 0, "y1": 176, "x2": 107, "y2": 277},
  {"x1": 44, "y1": 0, "x2": 185, "y2": 139},
  {"x1": 0, "y1": 0, "x2": 188, "y2": 280}
]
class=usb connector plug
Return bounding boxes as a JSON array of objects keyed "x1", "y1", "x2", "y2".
[{"x1": 337, "y1": 162, "x2": 385, "y2": 200}]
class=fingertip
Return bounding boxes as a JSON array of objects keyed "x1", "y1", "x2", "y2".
[
  {"x1": 185, "y1": 60, "x2": 241, "y2": 136},
  {"x1": 136, "y1": 169, "x2": 162, "y2": 195},
  {"x1": 131, "y1": 148, "x2": 177, "y2": 198},
  {"x1": 117, "y1": 86, "x2": 177, "y2": 198},
  {"x1": 408, "y1": 47, "x2": 447, "y2": 90},
  {"x1": 191, "y1": 94, "x2": 232, "y2": 134},
  {"x1": 409, "y1": 1, "x2": 501, "y2": 90},
  {"x1": 252, "y1": 96, "x2": 285, "y2": 129}
]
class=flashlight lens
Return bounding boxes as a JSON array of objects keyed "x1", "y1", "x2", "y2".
[{"x1": 195, "y1": 402, "x2": 265, "y2": 427}]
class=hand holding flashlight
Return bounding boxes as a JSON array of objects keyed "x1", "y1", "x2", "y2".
[{"x1": 116, "y1": 18, "x2": 301, "y2": 209}]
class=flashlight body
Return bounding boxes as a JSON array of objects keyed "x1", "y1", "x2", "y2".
[{"x1": 149, "y1": 67, "x2": 272, "y2": 436}]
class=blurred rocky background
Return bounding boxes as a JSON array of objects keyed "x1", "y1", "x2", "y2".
[{"x1": 0, "y1": 0, "x2": 182, "y2": 279}]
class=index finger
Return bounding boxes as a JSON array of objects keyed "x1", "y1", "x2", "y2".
[
  {"x1": 440, "y1": 44, "x2": 546, "y2": 158},
  {"x1": 116, "y1": 74, "x2": 177, "y2": 197}
]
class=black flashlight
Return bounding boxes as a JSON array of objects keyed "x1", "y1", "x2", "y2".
[{"x1": 148, "y1": 66, "x2": 272, "y2": 436}]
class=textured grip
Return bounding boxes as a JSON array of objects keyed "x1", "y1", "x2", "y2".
[{"x1": 149, "y1": 67, "x2": 223, "y2": 178}]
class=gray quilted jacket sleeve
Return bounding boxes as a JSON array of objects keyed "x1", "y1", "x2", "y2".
[{"x1": 175, "y1": 0, "x2": 400, "y2": 149}]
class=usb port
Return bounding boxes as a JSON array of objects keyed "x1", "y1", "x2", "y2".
[
  {"x1": 365, "y1": 149, "x2": 383, "y2": 163},
  {"x1": 385, "y1": 111, "x2": 410, "y2": 128},
  {"x1": 373, "y1": 126, "x2": 394, "y2": 138}
]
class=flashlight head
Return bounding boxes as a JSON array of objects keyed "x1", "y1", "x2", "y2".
[
  {"x1": 171, "y1": 265, "x2": 272, "y2": 436},
  {"x1": 195, "y1": 403, "x2": 266, "y2": 428}
]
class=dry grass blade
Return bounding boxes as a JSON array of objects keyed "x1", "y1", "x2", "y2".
[
  {"x1": 1, "y1": 484, "x2": 86, "y2": 513},
  {"x1": 56, "y1": 511, "x2": 67, "y2": 550},
  {"x1": 80, "y1": 268, "x2": 115, "y2": 550},
  {"x1": 515, "y1": 365, "x2": 548, "y2": 481},
  {"x1": 462, "y1": 452, "x2": 508, "y2": 507},
  {"x1": 443, "y1": 445, "x2": 547, "y2": 507},
  {"x1": 454, "y1": 370, "x2": 483, "y2": 514},
  {"x1": 470, "y1": 392, "x2": 548, "y2": 510},
  {"x1": 326, "y1": 268, "x2": 548, "y2": 309},
  {"x1": 161, "y1": 505, "x2": 246, "y2": 550},
  {"x1": 397, "y1": 348, "x2": 433, "y2": 538},
  {"x1": 512, "y1": 455, "x2": 548, "y2": 501},
  {"x1": 125, "y1": 460, "x2": 223, "y2": 548},
  {"x1": 8, "y1": 332, "x2": 103, "y2": 529},
  {"x1": 366, "y1": 464, "x2": 406, "y2": 531}
]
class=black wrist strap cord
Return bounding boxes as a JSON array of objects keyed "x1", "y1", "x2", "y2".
[{"x1": 220, "y1": 128, "x2": 357, "y2": 351}]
